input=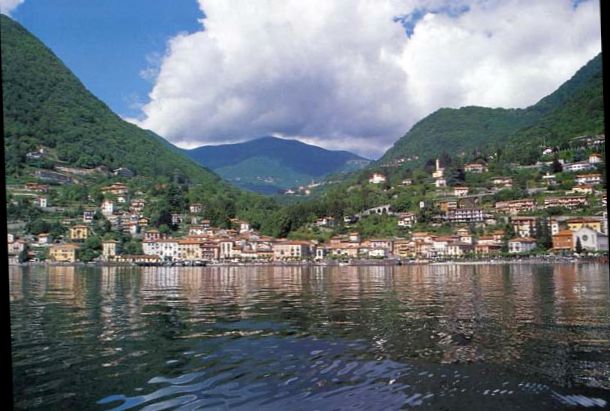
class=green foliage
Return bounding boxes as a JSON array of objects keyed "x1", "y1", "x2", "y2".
[{"x1": 379, "y1": 53, "x2": 603, "y2": 167}]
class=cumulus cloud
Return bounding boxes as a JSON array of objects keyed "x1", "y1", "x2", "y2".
[
  {"x1": 0, "y1": 0, "x2": 24, "y2": 15},
  {"x1": 135, "y1": 0, "x2": 601, "y2": 158}
]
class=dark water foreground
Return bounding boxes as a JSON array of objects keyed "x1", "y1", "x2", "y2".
[{"x1": 9, "y1": 263, "x2": 610, "y2": 410}]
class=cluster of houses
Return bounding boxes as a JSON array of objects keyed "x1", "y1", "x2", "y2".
[
  {"x1": 8, "y1": 211, "x2": 607, "y2": 264},
  {"x1": 6, "y1": 136, "x2": 608, "y2": 264}
]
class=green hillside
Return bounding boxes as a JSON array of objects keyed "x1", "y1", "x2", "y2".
[
  {"x1": 1, "y1": 14, "x2": 219, "y2": 186},
  {"x1": 379, "y1": 53, "x2": 604, "y2": 166}
]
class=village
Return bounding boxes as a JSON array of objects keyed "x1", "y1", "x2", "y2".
[{"x1": 7, "y1": 134, "x2": 608, "y2": 265}]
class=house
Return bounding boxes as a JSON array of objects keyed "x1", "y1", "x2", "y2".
[
  {"x1": 511, "y1": 216, "x2": 537, "y2": 238},
  {"x1": 7, "y1": 237, "x2": 26, "y2": 255},
  {"x1": 575, "y1": 173, "x2": 602, "y2": 185},
  {"x1": 464, "y1": 163, "x2": 487, "y2": 173},
  {"x1": 36, "y1": 197, "x2": 48, "y2": 208},
  {"x1": 436, "y1": 199, "x2": 458, "y2": 212},
  {"x1": 369, "y1": 173, "x2": 387, "y2": 184},
  {"x1": 102, "y1": 240, "x2": 119, "y2": 260},
  {"x1": 444, "y1": 208, "x2": 484, "y2": 223},
  {"x1": 171, "y1": 214, "x2": 185, "y2": 226},
  {"x1": 548, "y1": 219, "x2": 560, "y2": 236},
  {"x1": 491, "y1": 177, "x2": 513, "y2": 188},
  {"x1": 316, "y1": 216, "x2": 336, "y2": 227},
  {"x1": 113, "y1": 167, "x2": 135, "y2": 178},
  {"x1": 456, "y1": 228, "x2": 473, "y2": 245},
  {"x1": 508, "y1": 238, "x2": 537, "y2": 254},
  {"x1": 544, "y1": 196, "x2": 588, "y2": 209},
  {"x1": 25, "y1": 183, "x2": 49, "y2": 193},
  {"x1": 447, "y1": 242, "x2": 474, "y2": 256},
  {"x1": 495, "y1": 199, "x2": 536, "y2": 215},
  {"x1": 49, "y1": 244, "x2": 79, "y2": 262},
  {"x1": 435, "y1": 178, "x2": 447, "y2": 188},
  {"x1": 566, "y1": 218, "x2": 603, "y2": 233},
  {"x1": 101, "y1": 200, "x2": 114, "y2": 216},
  {"x1": 552, "y1": 230, "x2": 574, "y2": 252},
  {"x1": 397, "y1": 212, "x2": 417, "y2": 228},
  {"x1": 571, "y1": 184, "x2": 593, "y2": 195},
  {"x1": 573, "y1": 227, "x2": 608, "y2": 252},
  {"x1": 588, "y1": 153, "x2": 603, "y2": 164},
  {"x1": 401, "y1": 179, "x2": 413, "y2": 186},
  {"x1": 83, "y1": 210, "x2": 95, "y2": 224},
  {"x1": 563, "y1": 162, "x2": 594, "y2": 172},
  {"x1": 189, "y1": 203, "x2": 204, "y2": 214},
  {"x1": 101, "y1": 182, "x2": 129, "y2": 196},
  {"x1": 130, "y1": 199, "x2": 146, "y2": 213},
  {"x1": 143, "y1": 238, "x2": 179, "y2": 261},
  {"x1": 453, "y1": 185, "x2": 469, "y2": 197},
  {"x1": 273, "y1": 241, "x2": 311, "y2": 260},
  {"x1": 69, "y1": 225, "x2": 90, "y2": 241},
  {"x1": 37, "y1": 233, "x2": 50, "y2": 245}
]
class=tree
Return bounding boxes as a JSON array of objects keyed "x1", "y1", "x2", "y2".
[
  {"x1": 575, "y1": 237, "x2": 583, "y2": 254},
  {"x1": 551, "y1": 157, "x2": 563, "y2": 173},
  {"x1": 18, "y1": 244, "x2": 30, "y2": 263}
]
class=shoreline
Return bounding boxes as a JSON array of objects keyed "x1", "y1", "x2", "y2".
[{"x1": 9, "y1": 255, "x2": 607, "y2": 268}]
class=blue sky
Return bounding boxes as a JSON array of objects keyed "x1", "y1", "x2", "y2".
[
  {"x1": 2, "y1": 0, "x2": 602, "y2": 158},
  {"x1": 11, "y1": 0, "x2": 202, "y2": 118}
]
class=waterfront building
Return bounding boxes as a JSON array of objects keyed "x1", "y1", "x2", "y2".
[
  {"x1": 572, "y1": 227, "x2": 609, "y2": 252},
  {"x1": 102, "y1": 240, "x2": 119, "y2": 260},
  {"x1": 508, "y1": 238, "x2": 537, "y2": 254},
  {"x1": 552, "y1": 230, "x2": 574, "y2": 252},
  {"x1": 273, "y1": 241, "x2": 311, "y2": 260},
  {"x1": 49, "y1": 244, "x2": 79, "y2": 262}
]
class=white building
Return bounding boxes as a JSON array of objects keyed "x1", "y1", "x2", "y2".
[
  {"x1": 369, "y1": 173, "x2": 387, "y2": 184},
  {"x1": 563, "y1": 162, "x2": 594, "y2": 172},
  {"x1": 101, "y1": 200, "x2": 114, "y2": 216},
  {"x1": 397, "y1": 212, "x2": 417, "y2": 228},
  {"x1": 572, "y1": 227, "x2": 609, "y2": 252},
  {"x1": 575, "y1": 173, "x2": 602, "y2": 185},
  {"x1": 508, "y1": 238, "x2": 537, "y2": 254},
  {"x1": 588, "y1": 153, "x2": 603, "y2": 164}
]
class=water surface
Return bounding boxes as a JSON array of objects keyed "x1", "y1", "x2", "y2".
[{"x1": 10, "y1": 263, "x2": 610, "y2": 410}]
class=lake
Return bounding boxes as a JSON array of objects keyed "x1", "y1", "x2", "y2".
[{"x1": 9, "y1": 263, "x2": 610, "y2": 410}]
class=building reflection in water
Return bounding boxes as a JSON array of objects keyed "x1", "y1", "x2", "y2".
[{"x1": 9, "y1": 263, "x2": 610, "y2": 389}]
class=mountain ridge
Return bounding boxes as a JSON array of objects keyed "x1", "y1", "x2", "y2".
[{"x1": 184, "y1": 136, "x2": 371, "y2": 193}]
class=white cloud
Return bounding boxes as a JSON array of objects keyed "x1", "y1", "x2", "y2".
[
  {"x1": 136, "y1": 0, "x2": 601, "y2": 158},
  {"x1": 0, "y1": 0, "x2": 24, "y2": 15}
]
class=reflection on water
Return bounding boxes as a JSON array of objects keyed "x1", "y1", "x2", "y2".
[{"x1": 9, "y1": 264, "x2": 610, "y2": 410}]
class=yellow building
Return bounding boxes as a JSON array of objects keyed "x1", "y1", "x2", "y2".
[
  {"x1": 102, "y1": 240, "x2": 119, "y2": 260},
  {"x1": 566, "y1": 218, "x2": 602, "y2": 233},
  {"x1": 69, "y1": 224, "x2": 90, "y2": 241},
  {"x1": 49, "y1": 244, "x2": 79, "y2": 262}
]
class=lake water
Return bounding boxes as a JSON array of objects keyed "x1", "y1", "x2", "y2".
[{"x1": 9, "y1": 263, "x2": 610, "y2": 410}]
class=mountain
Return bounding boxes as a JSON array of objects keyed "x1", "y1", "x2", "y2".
[
  {"x1": 185, "y1": 137, "x2": 371, "y2": 194},
  {"x1": 379, "y1": 53, "x2": 604, "y2": 166},
  {"x1": 1, "y1": 14, "x2": 221, "y2": 187}
]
